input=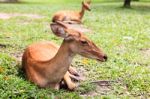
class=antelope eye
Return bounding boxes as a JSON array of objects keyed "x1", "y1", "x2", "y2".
[{"x1": 81, "y1": 40, "x2": 88, "y2": 45}]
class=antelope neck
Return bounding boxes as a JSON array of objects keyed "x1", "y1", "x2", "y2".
[
  {"x1": 79, "y1": 6, "x2": 85, "y2": 19},
  {"x1": 48, "y1": 40, "x2": 75, "y2": 73}
]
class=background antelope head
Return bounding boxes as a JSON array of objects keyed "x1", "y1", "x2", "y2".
[{"x1": 82, "y1": 0, "x2": 91, "y2": 11}]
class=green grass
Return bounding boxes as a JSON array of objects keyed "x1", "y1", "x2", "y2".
[{"x1": 0, "y1": 0, "x2": 150, "y2": 98}]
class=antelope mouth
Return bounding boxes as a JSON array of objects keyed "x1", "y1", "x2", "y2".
[
  {"x1": 96, "y1": 58, "x2": 105, "y2": 62},
  {"x1": 96, "y1": 57, "x2": 107, "y2": 62}
]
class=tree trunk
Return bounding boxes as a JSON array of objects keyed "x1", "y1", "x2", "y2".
[{"x1": 124, "y1": 0, "x2": 131, "y2": 8}]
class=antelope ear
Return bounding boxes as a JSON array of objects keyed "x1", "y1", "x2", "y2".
[
  {"x1": 82, "y1": 1, "x2": 85, "y2": 5},
  {"x1": 64, "y1": 31, "x2": 81, "y2": 41},
  {"x1": 87, "y1": 0, "x2": 91, "y2": 4},
  {"x1": 50, "y1": 23, "x2": 68, "y2": 38},
  {"x1": 55, "y1": 21, "x2": 68, "y2": 29},
  {"x1": 64, "y1": 35, "x2": 74, "y2": 41}
]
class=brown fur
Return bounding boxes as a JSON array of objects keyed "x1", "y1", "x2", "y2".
[
  {"x1": 22, "y1": 21, "x2": 107, "y2": 90},
  {"x1": 52, "y1": 0, "x2": 91, "y2": 24}
]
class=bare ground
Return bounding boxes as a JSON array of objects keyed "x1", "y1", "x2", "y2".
[
  {"x1": 140, "y1": 48, "x2": 150, "y2": 58},
  {"x1": 0, "y1": 12, "x2": 44, "y2": 19},
  {"x1": 80, "y1": 81, "x2": 113, "y2": 97}
]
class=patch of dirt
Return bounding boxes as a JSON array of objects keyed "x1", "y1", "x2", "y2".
[
  {"x1": 10, "y1": 51, "x2": 23, "y2": 62},
  {"x1": 116, "y1": 44, "x2": 127, "y2": 56},
  {"x1": 0, "y1": 44, "x2": 22, "y2": 59},
  {"x1": 0, "y1": 12, "x2": 44, "y2": 20},
  {"x1": 0, "y1": 44, "x2": 7, "y2": 48},
  {"x1": 123, "y1": 36, "x2": 134, "y2": 41},
  {"x1": 75, "y1": 65, "x2": 113, "y2": 96},
  {"x1": 140, "y1": 48, "x2": 150, "y2": 58},
  {"x1": 0, "y1": 44, "x2": 12, "y2": 51},
  {"x1": 81, "y1": 80, "x2": 113, "y2": 97},
  {"x1": 76, "y1": 66, "x2": 88, "y2": 81}
]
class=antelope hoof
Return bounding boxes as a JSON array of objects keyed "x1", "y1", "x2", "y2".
[
  {"x1": 69, "y1": 73, "x2": 83, "y2": 81},
  {"x1": 68, "y1": 66, "x2": 80, "y2": 77},
  {"x1": 68, "y1": 82, "x2": 77, "y2": 91}
]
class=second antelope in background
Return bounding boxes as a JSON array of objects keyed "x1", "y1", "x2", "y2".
[{"x1": 52, "y1": 0, "x2": 91, "y2": 24}]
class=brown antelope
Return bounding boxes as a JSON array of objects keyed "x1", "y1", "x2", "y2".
[
  {"x1": 22, "y1": 21, "x2": 107, "y2": 90},
  {"x1": 52, "y1": 0, "x2": 91, "y2": 24}
]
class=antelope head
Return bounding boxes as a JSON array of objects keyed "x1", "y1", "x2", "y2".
[
  {"x1": 50, "y1": 21, "x2": 107, "y2": 62},
  {"x1": 82, "y1": 0, "x2": 91, "y2": 11}
]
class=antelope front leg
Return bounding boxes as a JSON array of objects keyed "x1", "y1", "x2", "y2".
[
  {"x1": 63, "y1": 71, "x2": 77, "y2": 90},
  {"x1": 68, "y1": 66, "x2": 79, "y2": 76},
  {"x1": 68, "y1": 66, "x2": 83, "y2": 81}
]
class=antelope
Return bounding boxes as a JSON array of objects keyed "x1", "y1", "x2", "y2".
[
  {"x1": 22, "y1": 21, "x2": 107, "y2": 90},
  {"x1": 52, "y1": 0, "x2": 91, "y2": 24}
]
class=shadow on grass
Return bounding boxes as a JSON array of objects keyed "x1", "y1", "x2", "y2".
[
  {"x1": 16, "y1": 63, "x2": 26, "y2": 80},
  {"x1": 131, "y1": 5, "x2": 150, "y2": 13},
  {"x1": 93, "y1": 2, "x2": 150, "y2": 13},
  {"x1": 119, "y1": 5, "x2": 150, "y2": 13}
]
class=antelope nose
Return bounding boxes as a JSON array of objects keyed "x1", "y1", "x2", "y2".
[{"x1": 103, "y1": 55, "x2": 108, "y2": 61}]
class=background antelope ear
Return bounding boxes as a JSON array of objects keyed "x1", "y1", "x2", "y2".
[
  {"x1": 87, "y1": 0, "x2": 91, "y2": 4},
  {"x1": 82, "y1": 1, "x2": 85, "y2": 5},
  {"x1": 50, "y1": 23, "x2": 68, "y2": 38}
]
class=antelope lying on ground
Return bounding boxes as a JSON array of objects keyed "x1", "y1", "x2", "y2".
[
  {"x1": 22, "y1": 21, "x2": 107, "y2": 90},
  {"x1": 52, "y1": 0, "x2": 91, "y2": 24}
]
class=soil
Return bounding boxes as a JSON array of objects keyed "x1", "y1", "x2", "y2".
[
  {"x1": 0, "y1": 44, "x2": 7, "y2": 48},
  {"x1": 0, "y1": 12, "x2": 44, "y2": 19},
  {"x1": 80, "y1": 80, "x2": 113, "y2": 97},
  {"x1": 140, "y1": 48, "x2": 150, "y2": 58},
  {"x1": 10, "y1": 51, "x2": 23, "y2": 62},
  {"x1": 76, "y1": 66, "x2": 113, "y2": 96}
]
